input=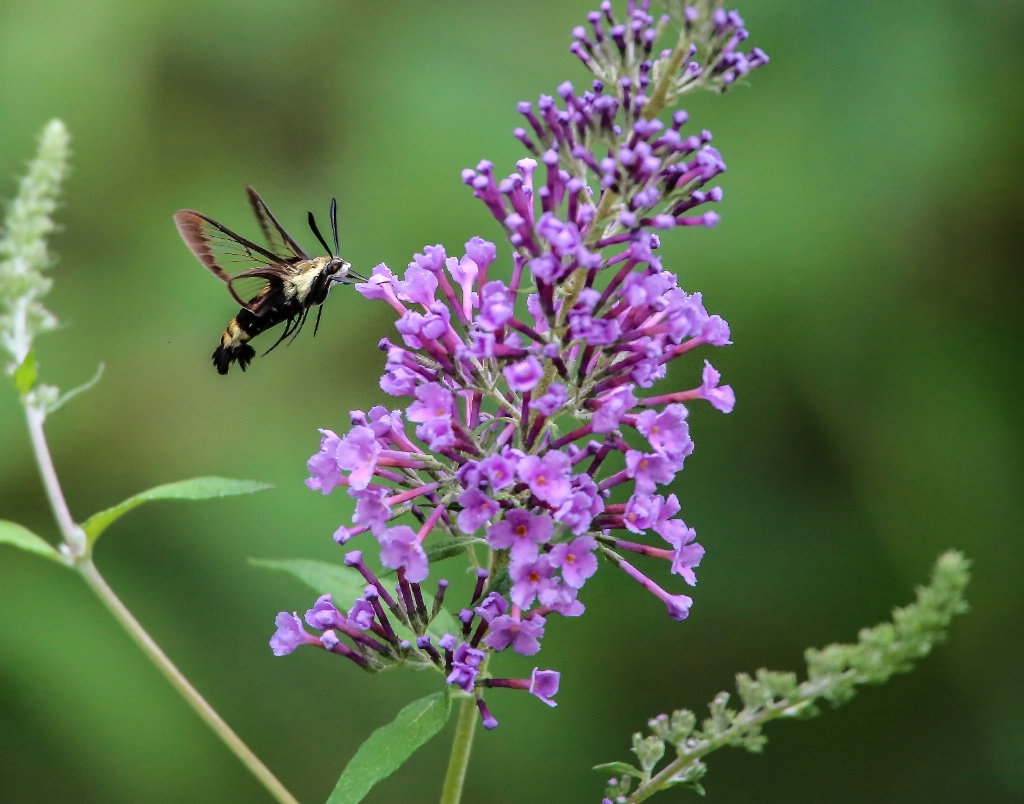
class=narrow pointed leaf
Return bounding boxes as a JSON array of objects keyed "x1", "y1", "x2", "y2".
[
  {"x1": 13, "y1": 351, "x2": 37, "y2": 395},
  {"x1": 327, "y1": 692, "x2": 452, "y2": 804},
  {"x1": 593, "y1": 761, "x2": 645, "y2": 779},
  {"x1": 0, "y1": 520, "x2": 62, "y2": 563},
  {"x1": 424, "y1": 537, "x2": 471, "y2": 562},
  {"x1": 48, "y1": 362, "x2": 104, "y2": 413},
  {"x1": 81, "y1": 476, "x2": 272, "y2": 545},
  {"x1": 254, "y1": 557, "x2": 461, "y2": 645},
  {"x1": 250, "y1": 558, "x2": 367, "y2": 604},
  {"x1": 379, "y1": 537, "x2": 471, "y2": 580}
]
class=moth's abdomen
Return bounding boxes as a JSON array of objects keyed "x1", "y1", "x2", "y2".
[
  {"x1": 212, "y1": 341, "x2": 256, "y2": 375},
  {"x1": 212, "y1": 315, "x2": 258, "y2": 375}
]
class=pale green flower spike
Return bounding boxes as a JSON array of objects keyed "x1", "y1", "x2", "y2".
[
  {"x1": 0, "y1": 119, "x2": 71, "y2": 375},
  {"x1": 600, "y1": 551, "x2": 971, "y2": 801}
]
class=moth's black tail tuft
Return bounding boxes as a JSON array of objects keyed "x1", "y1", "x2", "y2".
[{"x1": 212, "y1": 343, "x2": 256, "y2": 375}]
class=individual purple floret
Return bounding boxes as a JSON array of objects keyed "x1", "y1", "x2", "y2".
[
  {"x1": 270, "y1": 612, "x2": 319, "y2": 656},
  {"x1": 482, "y1": 613, "x2": 547, "y2": 656},
  {"x1": 275, "y1": 0, "x2": 766, "y2": 729},
  {"x1": 487, "y1": 509, "x2": 554, "y2": 562},
  {"x1": 485, "y1": 667, "x2": 562, "y2": 707}
]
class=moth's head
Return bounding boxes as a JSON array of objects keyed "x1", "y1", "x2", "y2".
[
  {"x1": 325, "y1": 257, "x2": 351, "y2": 279},
  {"x1": 330, "y1": 258, "x2": 367, "y2": 286}
]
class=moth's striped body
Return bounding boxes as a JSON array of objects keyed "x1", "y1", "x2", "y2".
[
  {"x1": 174, "y1": 189, "x2": 358, "y2": 375},
  {"x1": 211, "y1": 255, "x2": 349, "y2": 374}
]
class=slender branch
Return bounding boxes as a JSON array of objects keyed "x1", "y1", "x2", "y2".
[
  {"x1": 78, "y1": 559, "x2": 301, "y2": 804},
  {"x1": 23, "y1": 397, "x2": 299, "y2": 804},
  {"x1": 614, "y1": 550, "x2": 971, "y2": 802},
  {"x1": 23, "y1": 401, "x2": 82, "y2": 557},
  {"x1": 626, "y1": 693, "x2": 812, "y2": 803}
]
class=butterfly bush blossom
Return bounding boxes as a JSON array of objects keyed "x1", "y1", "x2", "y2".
[{"x1": 272, "y1": 1, "x2": 765, "y2": 728}]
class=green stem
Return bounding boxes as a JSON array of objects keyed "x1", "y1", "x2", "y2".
[
  {"x1": 23, "y1": 401, "x2": 82, "y2": 557},
  {"x1": 626, "y1": 687, "x2": 827, "y2": 804},
  {"x1": 77, "y1": 560, "x2": 301, "y2": 804},
  {"x1": 439, "y1": 695, "x2": 479, "y2": 804},
  {"x1": 22, "y1": 398, "x2": 300, "y2": 804}
]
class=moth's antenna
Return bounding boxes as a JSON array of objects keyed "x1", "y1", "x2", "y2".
[
  {"x1": 307, "y1": 211, "x2": 333, "y2": 257},
  {"x1": 329, "y1": 198, "x2": 340, "y2": 257}
]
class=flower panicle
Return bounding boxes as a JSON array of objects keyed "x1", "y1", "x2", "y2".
[
  {"x1": 274, "y1": 1, "x2": 766, "y2": 728},
  {"x1": 0, "y1": 120, "x2": 71, "y2": 374},
  {"x1": 569, "y1": 1, "x2": 768, "y2": 103},
  {"x1": 601, "y1": 551, "x2": 971, "y2": 801}
]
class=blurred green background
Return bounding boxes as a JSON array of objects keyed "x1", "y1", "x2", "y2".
[{"x1": 1, "y1": 0, "x2": 1021, "y2": 801}]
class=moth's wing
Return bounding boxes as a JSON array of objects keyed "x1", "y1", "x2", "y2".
[
  {"x1": 246, "y1": 187, "x2": 311, "y2": 261},
  {"x1": 174, "y1": 209, "x2": 298, "y2": 311},
  {"x1": 226, "y1": 266, "x2": 302, "y2": 317}
]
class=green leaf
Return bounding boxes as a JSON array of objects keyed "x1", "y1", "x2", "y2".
[
  {"x1": 424, "y1": 537, "x2": 471, "y2": 562},
  {"x1": 0, "y1": 520, "x2": 62, "y2": 563},
  {"x1": 327, "y1": 692, "x2": 452, "y2": 804},
  {"x1": 593, "y1": 761, "x2": 645, "y2": 780},
  {"x1": 250, "y1": 558, "x2": 368, "y2": 605},
  {"x1": 81, "y1": 476, "x2": 272, "y2": 546},
  {"x1": 255, "y1": 557, "x2": 463, "y2": 647},
  {"x1": 378, "y1": 537, "x2": 472, "y2": 580},
  {"x1": 48, "y1": 362, "x2": 104, "y2": 413},
  {"x1": 13, "y1": 350, "x2": 37, "y2": 395}
]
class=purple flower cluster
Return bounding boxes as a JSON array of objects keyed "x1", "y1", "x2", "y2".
[
  {"x1": 570, "y1": 2, "x2": 768, "y2": 97},
  {"x1": 272, "y1": 1, "x2": 764, "y2": 727}
]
